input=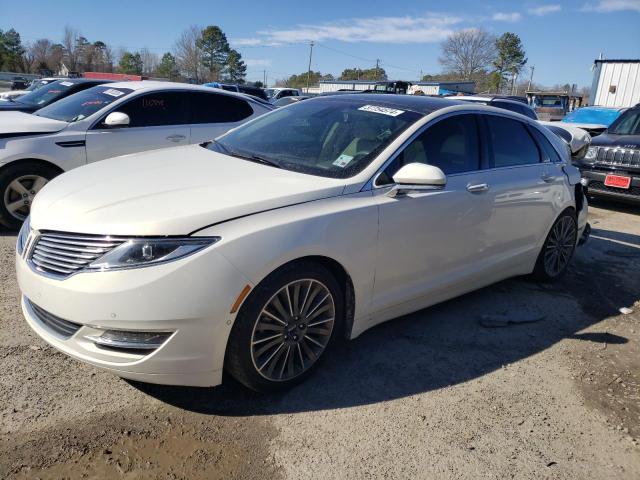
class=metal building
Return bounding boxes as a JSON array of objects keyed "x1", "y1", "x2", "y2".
[{"x1": 590, "y1": 59, "x2": 640, "y2": 108}]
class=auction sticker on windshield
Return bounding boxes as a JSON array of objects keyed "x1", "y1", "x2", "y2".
[
  {"x1": 333, "y1": 154, "x2": 354, "y2": 168},
  {"x1": 358, "y1": 105, "x2": 405, "y2": 117},
  {"x1": 103, "y1": 89, "x2": 125, "y2": 97}
]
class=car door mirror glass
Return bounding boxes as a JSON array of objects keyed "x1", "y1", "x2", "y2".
[
  {"x1": 392, "y1": 163, "x2": 447, "y2": 186},
  {"x1": 104, "y1": 112, "x2": 130, "y2": 128}
]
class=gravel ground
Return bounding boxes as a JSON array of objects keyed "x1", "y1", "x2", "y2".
[{"x1": 1, "y1": 199, "x2": 639, "y2": 479}]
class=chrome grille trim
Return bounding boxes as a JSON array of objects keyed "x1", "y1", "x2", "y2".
[
  {"x1": 28, "y1": 232, "x2": 126, "y2": 278},
  {"x1": 27, "y1": 299, "x2": 81, "y2": 339},
  {"x1": 594, "y1": 147, "x2": 640, "y2": 169}
]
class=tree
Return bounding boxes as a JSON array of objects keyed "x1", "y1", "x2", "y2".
[
  {"x1": 157, "y1": 52, "x2": 179, "y2": 80},
  {"x1": 339, "y1": 66, "x2": 387, "y2": 81},
  {"x1": 252, "y1": 80, "x2": 264, "y2": 88},
  {"x1": 281, "y1": 71, "x2": 333, "y2": 89},
  {"x1": 493, "y1": 32, "x2": 527, "y2": 93},
  {"x1": 174, "y1": 26, "x2": 203, "y2": 82},
  {"x1": 62, "y1": 26, "x2": 80, "y2": 71},
  {"x1": 2, "y1": 28, "x2": 25, "y2": 71},
  {"x1": 140, "y1": 48, "x2": 159, "y2": 76},
  {"x1": 439, "y1": 28, "x2": 496, "y2": 81},
  {"x1": 198, "y1": 25, "x2": 230, "y2": 81},
  {"x1": 224, "y1": 49, "x2": 246, "y2": 83},
  {"x1": 118, "y1": 51, "x2": 143, "y2": 75}
]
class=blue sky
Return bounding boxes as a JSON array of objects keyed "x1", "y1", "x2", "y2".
[{"x1": 2, "y1": 0, "x2": 639, "y2": 87}]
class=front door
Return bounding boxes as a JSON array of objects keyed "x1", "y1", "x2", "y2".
[
  {"x1": 372, "y1": 114, "x2": 494, "y2": 315},
  {"x1": 85, "y1": 91, "x2": 190, "y2": 163}
]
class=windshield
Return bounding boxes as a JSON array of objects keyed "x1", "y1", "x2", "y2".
[
  {"x1": 208, "y1": 98, "x2": 422, "y2": 178},
  {"x1": 14, "y1": 80, "x2": 76, "y2": 107},
  {"x1": 34, "y1": 86, "x2": 134, "y2": 122},
  {"x1": 563, "y1": 108, "x2": 621, "y2": 126},
  {"x1": 265, "y1": 89, "x2": 276, "y2": 98},
  {"x1": 607, "y1": 109, "x2": 640, "y2": 136}
]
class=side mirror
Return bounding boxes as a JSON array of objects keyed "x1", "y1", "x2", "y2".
[
  {"x1": 388, "y1": 163, "x2": 446, "y2": 197},
  {"x1": 103, "y1": 112, "x2": 130, "y2": 128}
]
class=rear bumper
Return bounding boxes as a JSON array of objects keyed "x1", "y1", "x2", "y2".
[{"x1": 581, "y1": 169, "x2": 640, "y2": 204}]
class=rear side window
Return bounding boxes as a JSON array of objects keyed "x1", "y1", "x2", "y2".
[
  {"x1": 492, "y1": 100, "x2": 537, "y2": 120},
  {"x1": 485, "y1": 115, "x2": 540, "y2": 168},
  {"x1": 190, "y1": 92, "x2": 254, "y2": 123},
  {"x1": 529, "y1": 127, "x2": 562, "y2": 162},
  {"x1": 116, "y1": 91, "x2": 190, "y2": 127}
]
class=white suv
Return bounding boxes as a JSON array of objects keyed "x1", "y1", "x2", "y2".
[{"x1": 0, "y1": 81, "x2": 273, "y2": 228}]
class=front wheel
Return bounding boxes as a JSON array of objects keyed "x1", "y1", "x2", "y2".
[
  {"x1": 225, "y1": 261, "x2": 344, "y2": 392},
  {"x1": 532, "y1": 210, "x2": 578, "y2": 282}
]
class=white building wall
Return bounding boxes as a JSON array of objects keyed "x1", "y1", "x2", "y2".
[
  {"x1": 592, "y1": 61, "x2": 640, "y2": 108},
  {"x1": 319, "y1": 82, "x2": 377, "y2": 93}
]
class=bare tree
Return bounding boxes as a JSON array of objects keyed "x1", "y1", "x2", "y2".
[
  {"x1": 439, "y1": 28, "x2": 497, "y2": 81},
  {"x1": 29, "y1": 39, "x2": 52, "y2": 71},
  {"x1": 62, "y1": 26, "x2": 80, "y2": 71},
  {"x1": 140, "y1": 48, "x2": 159, "y2": 76},
  {"x1": 174, "y1": 26, "x2": 203, "y2": 82},
  {"x1": 21, "y1": 42, "x2": 36, "y2": 73}
]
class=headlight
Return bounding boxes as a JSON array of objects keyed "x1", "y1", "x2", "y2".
[
  {"x1": 584, "y1": 146, "x2": 598, "y2": 161},
  {"x1": 88, "y1": 237, "x2": 220, "y2": 271},
  {"x1": 16, "y1": 216, "x2": 31, "y2": 255}
]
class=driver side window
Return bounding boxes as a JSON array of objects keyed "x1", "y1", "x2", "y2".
[
  {"x1": 98, "y1": 91, "x2": 190, "y2": 128},
  {"x1": 378, "y1": 114, "x2": 481, "y2": 185}
]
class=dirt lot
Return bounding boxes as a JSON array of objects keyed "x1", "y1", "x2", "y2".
[{"x1": 1, "y1": 200, "x2": 639, "y2": 479}]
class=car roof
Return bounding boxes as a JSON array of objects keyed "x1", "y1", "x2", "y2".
[
  {"x1": 311, "y1": 93, "x2": 464, "y2": 115},
  {"x1": 578, "y1": 106, "x2": 625, "y2": 111}
]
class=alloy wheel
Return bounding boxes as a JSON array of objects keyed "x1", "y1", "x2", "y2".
[
  {"x1": 250, "y1": 279, "x2": 335, "y2": 382},
  {"x1": 3, "y1": 175, "x2": 48, "y2": 221},
  {"x1": 543, "y1": 216, "x2": 576, "y2": 277}
]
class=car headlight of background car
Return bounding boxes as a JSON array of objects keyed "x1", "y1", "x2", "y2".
[
  {"x1": 584, "y1": 146, "x2": 598, "y2": 161},
  {"x1": 88, "y1": 237, "x2": 220, "y2": 271}
]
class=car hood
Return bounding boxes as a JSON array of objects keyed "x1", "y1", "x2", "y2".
[
  {"x1": 31, "y1": 144, "x2": 347, "y2": 236},
  {"x1": 0, "y1": 111, "x2": 68, "y2": 135},
  {"x1": 591, "y1": 133, "x2": 640, "y2": 149}
]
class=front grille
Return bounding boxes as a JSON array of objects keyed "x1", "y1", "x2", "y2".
[
  {"x1": 594, "y1": 147, "x2": 640, "y2": 169},
  {"x1": 28, "y1": 232, "x2": 125, "y2": 278},
  {"x1": 27, "y1": 299, "x2": 81, "y2": 339},
  {"x1": 589, "y1": 180, "x2": 640, "y2": 197}
]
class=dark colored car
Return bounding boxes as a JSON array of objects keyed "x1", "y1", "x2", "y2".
[
  {"x1": 11, "y1": 77, "x2": 29, "y2": 90},
  {"x1": 576, "y1": 105, "x2": 640, "y2": 204},
  {"x1": 237, "y1": 84, "x2": 269, "y2": 101},
  {"x1": 458, "y1": 95, "x2": 538, "y2": 120},
  {"x1": 272, "y1": 96, "x2": 309, "y2": 107},
  {"x1": 0, "y1": 78, "x2": 113, "y2": 113}
]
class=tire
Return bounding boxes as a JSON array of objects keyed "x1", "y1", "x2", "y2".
[
  {"x1": 225, "y1": 261, "x2": 344, "y2": 392},
  {"x1": 531, "y1": 210, "x2": 578, "y2": 282},
  {"x1": 0, "y1": 162, "x2": 60, "y2": 230}
]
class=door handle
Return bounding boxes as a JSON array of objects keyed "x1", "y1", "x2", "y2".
[
  {"x1": 541, "y1": 174, "x2": 556, "y2": 183},
  {"x1": 466, "y1": 183, "x2": 489, "y2": 193},
  {"x1": 166, "y1": 134, "x2": 186, "y2": 142}
]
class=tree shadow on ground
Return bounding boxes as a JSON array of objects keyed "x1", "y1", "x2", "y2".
[{"x1": 132, "y1": 227, "x2": 640, "y2": 416}]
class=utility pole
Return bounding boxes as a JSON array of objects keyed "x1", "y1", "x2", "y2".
[
  {"x1": 263, "y1": 69, "x2": 266, "y2": 87},
  {"x1": 527, "y1": 65, "x2": 535, "y2": 91},
  {"x1": 306, "y1": 41, "x2": 315, "y2": 93},
  {"x1": 375, "y1": 58, "x2": 380, "y2": 81}
]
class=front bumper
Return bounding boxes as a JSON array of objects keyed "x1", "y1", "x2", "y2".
[
  {"x1": 581, "y1": 168, "x2": 640, "y2": 204},
  {"x1": 17, "y1": 246, "x2": 252, "y2": 387}
]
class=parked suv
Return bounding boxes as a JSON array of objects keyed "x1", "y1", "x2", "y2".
[
  {"x1": 577, "y1": 105, "x2": 640, "y2": 204},
  {"x1": 0, "y1": 81, "x2": 273, "y2": 228}
]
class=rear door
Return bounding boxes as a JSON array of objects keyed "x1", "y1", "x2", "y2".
[
  {"x1": 189, "y1": 91, "x2": 256, "y2": 143},
  {"x1": 481, "y1": 114, "x2": 561, "y2": 265},
  {"x1": 85, "y1": 90, "x2": 190, "y2": 162}
]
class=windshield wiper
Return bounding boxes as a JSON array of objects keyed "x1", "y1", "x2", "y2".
[{"x1": 232, "y1": 151, "x2": 282, "y2": 169}]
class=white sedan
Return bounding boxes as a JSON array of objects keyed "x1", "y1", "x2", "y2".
[
  {"x1": 17, "y1": 95, "x2": 589, "y2": 391},
  {"x1": 0, "y1": 81, "x2": 272, "y2": 228},
  {"x1": 0, "y1": 77, "x2": 58, "y2": 101}
]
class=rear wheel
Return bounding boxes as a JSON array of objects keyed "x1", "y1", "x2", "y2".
[
  {"x1": 0, "y1": 162, "x2": 60, "y2": 230},
  {"x1": 225, "y1": 261, "x2": 343, "y2": 392},
  {"x1": 532, "y1": 210, "x2": 578, "y2": 282}
]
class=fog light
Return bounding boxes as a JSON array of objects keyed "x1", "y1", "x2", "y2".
[{"x1": 85, "y1": 330, "x2": 172, "y2": 350}]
